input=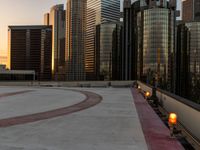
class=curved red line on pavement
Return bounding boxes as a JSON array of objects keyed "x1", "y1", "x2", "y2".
[
  {"x1": 0, "y1": 90, "x2": 102, "y2": 128},
  {"x1": 0, "y1": 90, "x2": 34, "y2": 99}
]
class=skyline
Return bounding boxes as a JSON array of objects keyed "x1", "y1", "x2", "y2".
[{"x1": 0, "y1": 0, "x2": 181, "y2": 57}]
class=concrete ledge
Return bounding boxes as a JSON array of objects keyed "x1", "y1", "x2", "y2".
[
  {"x1": 111, "y1": 81, "x2": 133, "y2": 87},
  {"x1": 0, "y1": 81, "x2": 135, "y2": 88},
  {"x1": 90, "y1": 81, "x2": 109, "y2": 87}
]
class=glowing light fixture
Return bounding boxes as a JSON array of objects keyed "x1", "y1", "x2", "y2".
[
  {"x1": 168, "y1": 113, "x2": 178, "y2": 137},
  {"x1": 145, "y1": 91, "x2": 150, "y2": 98},
  {"x1": 168, "y1": 113, "x2": 177, "y2": 125}
]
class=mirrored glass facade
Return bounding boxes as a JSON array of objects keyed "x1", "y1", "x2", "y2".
[
  {"x1": 44, "y1": 13, "x2": 50, "y2": 25},
  {"x1": 123, "y1": 0, "x2": 137, "y2": 80},
  {"x1": 136, "y1": 4, "x2": 176, "y2": 90},
  {"x1": 96, "y1": 22, "x2": 122, "y2": 80},
  {"x1": 186, "y1": 22, "x2": 200, "y2": 102},
  {"x1": 65, "y1": 0, "x2": 86, "y2": 81},
  {"x1": 175, "y1": 23, "x2": 189, "y2": 98},
  {"x1": 86, "y1": 0, "x2": 120, "y2": 80},
  {"x1": 48, "y1": 5, "x2": 65, "y2": 80}
]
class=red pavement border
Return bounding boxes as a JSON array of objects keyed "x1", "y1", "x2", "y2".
[
  {"x1": 131, "y1": 88, "x2": 184, "y2": 150},
  {"x1": 0, "y1": 89, "x2": 102, "y2": 128},
  {"x1": 0, "y1": 90, "x2": 34, "y2": 99}
]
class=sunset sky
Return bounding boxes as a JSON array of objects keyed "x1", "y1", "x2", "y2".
[{"x1": 0, "y1": 0, "x2": 181, "y2": 57}]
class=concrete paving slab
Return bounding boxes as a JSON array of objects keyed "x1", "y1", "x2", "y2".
[
  {"x1": 0, "y1": 87, "x2": 85, "y2": 119},
  {"x1": 0, "y1": 87, "x2": 148, "y2": 150}
]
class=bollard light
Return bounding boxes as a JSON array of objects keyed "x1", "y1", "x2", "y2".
[
  {"x1": 168, "y1": 113, "x2": 177, "y2": 125},
  {"x1": 145, "y1": 91, "x2": 150, "y2": 98},
  {"x1": 168, "y1": 113, "x2": 177, "y2": 137},
  {"x1": 138, "y1": 85, "x2": 141, "y2": 90}
]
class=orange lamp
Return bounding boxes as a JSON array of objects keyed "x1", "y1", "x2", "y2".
[
  {"x1": 168, "y1": 113, "x2": 177, "y2": 125},
  {"x1": 145, "y1": 91, "x2": 150, "y2": 98}
]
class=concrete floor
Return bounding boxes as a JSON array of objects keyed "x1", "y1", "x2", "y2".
[{"x1": 0, "y1": 87, "x2": 148, "y2": 150}]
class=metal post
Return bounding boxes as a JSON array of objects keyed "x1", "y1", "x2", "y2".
[{"x1": 150, "y1": 77, "x2": 159, "y2": 107}]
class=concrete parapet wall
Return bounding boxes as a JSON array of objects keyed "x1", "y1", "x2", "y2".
[
  {"x1": 111, "y1": 81, "x2": 133, "y2": 87},
  {"x1": 0, "y1": 81, "x2": 134, "y2": 88},
  {"x1": 138, "y1": 81, "x2": 200, "y2": 141},
  {"x1": 0, "y1": 82, "x2": 33, "y2": 86}
]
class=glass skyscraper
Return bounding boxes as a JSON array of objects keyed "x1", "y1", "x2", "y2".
[
  {"x1": 176, "y1": 22, "x2": 200, "y2": 103},
  {"x1": 134, "y1": 0, "x2": 177, "y2": 90},
  {"x1": 122, "y1": 0, "x2": 140, "y2": 81},
  {"x1": 175, "y1": 22, "x2": 189, "y2": 98},
  {"x1": 65, "y1": 0, "x2": 86, "y2": 81},
  {"x1": 86, "y1": 0, "x2": 120, "y2": 80},
  {"x1": 186, "y1": 22, "x2": 200, "y2": 102},
  {"x1": 46, "y1": 4, "x2": 66, "y2": 80},
  {"x1": 95, "y1": 22, "x2": 122, "y2": 80},
  {"x1": 44, "y1": 13, "x2": 50, "y2": 25}
]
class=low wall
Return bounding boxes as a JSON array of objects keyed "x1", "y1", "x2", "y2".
[
  {"x1": 138, "y1": 81, "x2": 200, "y2": 141},
  {"x1": 0, "y1": 81, "x2": 134, "y2": 88}
]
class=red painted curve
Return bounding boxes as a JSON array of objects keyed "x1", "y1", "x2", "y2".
[
  {"x1": 131, "y1": 88, "x2": 184, "y2": 150},
  {"x1": 0, "y1": 90, "x2": 34, "y2": 99},
  {"x1": 0, "y1": 89, "x2": 102, "y2": 128}
]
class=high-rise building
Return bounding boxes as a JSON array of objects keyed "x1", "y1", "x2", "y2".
[
  {"x1": 112, "y1": 22, "x2": 123, "y2": 80},
  {"x1": 185, "y1": 22, "x2": 200, "y2": 102},
  {"x1": 182, "y1": 0, "x2": 200, "y2": 22},
  {"x1": 128, "y1": 0, "x2": 177, "y2": 91},
  {"x1": 86, "y1": 0, "x2": 120, "y2": 80},
  {"x1": 95, "y1": 22, "x2": 122, "y2": 80},
  {"x1": 65, "y1": 0, "x2": 86, "y2": 81},
  {"x1": 176, "y1": 21, "x2": 200, "y2": 103},
  {"x1": 122, "y1": 0, "x2": 140, "y2": 80},
  {"x1": 8, "y1": 26, "x2": 52, "y2": 80},
  {"x1": 122, "y1": 0, "x2": 131, "y2": 80},
  {"x1": 48, "y1": 4, "x2": 65, "y2": 80},
  {"x1": 175, "y1": 22, "x2": 189, "y2": 98},
  {"x1": 44, "y1": 13, "x2": 50, "y2": 25}
]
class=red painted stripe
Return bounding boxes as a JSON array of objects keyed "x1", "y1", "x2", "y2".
[
  {"x1": 131, "y1": 88, "x2": 184, "y2": 150},
  {"x1": 0, "y1": 90, "x2": 34, "y2": 99},
  {"x1": 0, "y1": 90, "x2": 102, "y2": 128}
]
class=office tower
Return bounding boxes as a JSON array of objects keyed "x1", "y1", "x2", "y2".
[
  {"x1": 185, "y1": 22, "x2": 200, "y2": 102},
  {"x1": 131, "y1": 0, "x2": 177, "y2": 91},
  {"x1": 176, "y1": 21, "x2": 200, "y2": 103},
  {"x1": 65, "y1": 0, "x2": 86, "y2": 81},
  {"x1": 86, "y1": 0, "x2": 120, "y2": 80},
  {"x1": 122, "y1": 0, "x2": 140, "y2": 80},
  {"x1": 112, "y1": 22, "x2": 123, "y2": 80},
  {"x1": 123, "y1": 0, "x2": 131, "y2": 80},
  {"x1": 182, "y1": 0, "x2": 200, "y2": 22},
  {"x1": 8, "y1": 26, "x2": 52, "y2": 80},
  {"x1": 44, "y1": 13, "x2": 50, "y2": 25},
  {"x1": 95, "y1": 22, "x2": 122, "y2": 80},
  {"x1": 48, "y1": 4, "x2": 66, "y2": 80},
  {"x1": 175, "y1": 22, "x2": 189, "y2": 98}
]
